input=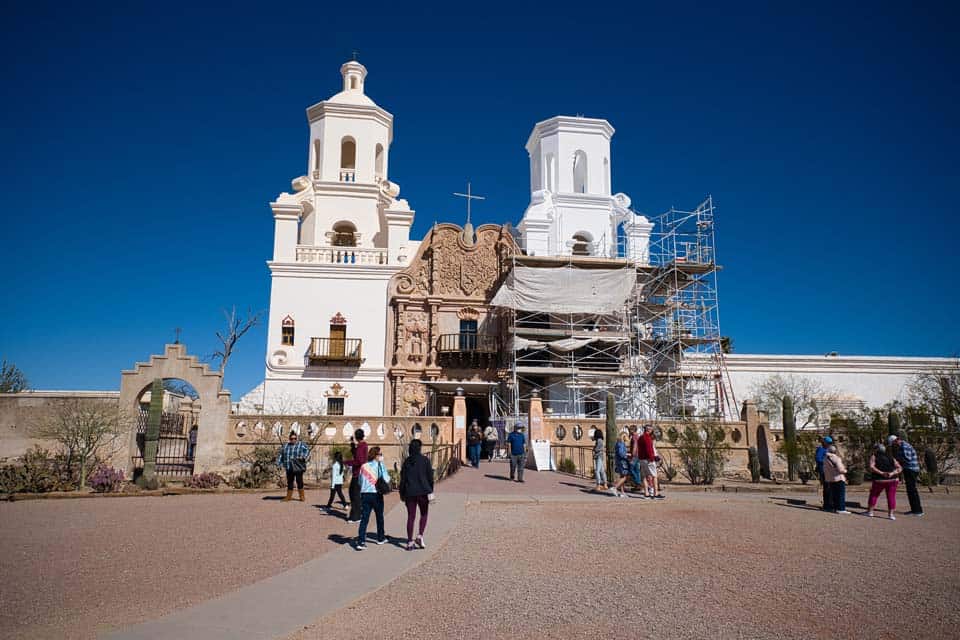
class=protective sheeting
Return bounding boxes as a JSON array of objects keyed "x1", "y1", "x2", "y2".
[
  {"x1": 508, "y1": 335, "x2": 630, "y2": 352},
  {"x1": 490, "y1": 265, "x2": 636, "y2": 314}
]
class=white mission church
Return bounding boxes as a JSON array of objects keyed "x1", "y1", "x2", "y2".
[{"x1": 239, "y1": 59, "x2": 956, "y2": 423}]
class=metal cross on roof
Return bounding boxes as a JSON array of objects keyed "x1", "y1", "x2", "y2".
[
  {"x1": 453, "y1": 181, "x2": 485, "y2": 227},
  {"x1": 352, "y1": 49, "x2": 359, "y2": 61}
]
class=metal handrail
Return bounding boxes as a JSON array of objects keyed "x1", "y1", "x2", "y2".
[
  {"x1": 308, "y1": 337, "x2": 363, "y2": 362},
  {"x1": 437, "y1": 333, "x2": 498, "y2": 354}
]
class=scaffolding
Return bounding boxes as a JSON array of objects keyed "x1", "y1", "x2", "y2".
[{"x1": 494, "y1": 195, "x2": 737, "y2": 422}]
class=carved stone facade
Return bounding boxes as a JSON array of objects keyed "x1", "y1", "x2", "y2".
[{"x1": 387, "y1": 224, "x2": 518, "y2": 416}]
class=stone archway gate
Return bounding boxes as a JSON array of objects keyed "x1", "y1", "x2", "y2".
[{"x1": 119, "y1": 344, "x2": 232, "y2": 477}]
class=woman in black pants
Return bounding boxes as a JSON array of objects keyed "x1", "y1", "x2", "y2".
[{"x1": 344, "y1": 429, "x2": 367, "y2": 523}]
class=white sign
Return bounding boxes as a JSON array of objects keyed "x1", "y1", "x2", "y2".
[
  {"x1": 455, "y1": 416, "x2": 466, "y2": 429},
  {"x1": 529, "y1": 439, "x2": 553, "y2": 471}
]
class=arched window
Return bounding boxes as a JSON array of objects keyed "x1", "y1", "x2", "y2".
[
  {"x1": 332, "y1": 221, "x2": 357, "y2": 247},
  {"x1": 340, "y1": 137, "x2": 356, "y2": 169},
  {"x1": 281, "y1": 316, "x2": 295, "y2": 346},
  {"x1": 350, "y1": 76, "x2": 358, "y2": 90},
  {"x1": 313, "y1": 140, "x2": 322, "y2": 174},
  {"x1": 375, "y1": 143, "x2": 384, "y2": 179},
  {"x1": 545, "y1": 153, "x2": 555, "y2": 191},
  {"x1": 572, "y1": 232, "x2": 592, "y2": 256},
  {"x1": 573, "y1": 150, "x2": 588, "y2": 193}
]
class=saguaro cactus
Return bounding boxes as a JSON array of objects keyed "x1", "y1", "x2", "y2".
[
  {"x1": 887, "y1": 411, "x2": 901, "y2": 438},
  {"x1": 783, "y1": 395, "x2": 798, "y2": 481},
  {"x1": 137, "y1": 377, "x2": 163, "y2": 490},
  {"x1": 605, "y1": 393, "x2": 617, "y2": 481},
  {"x1": 748, "y1": 446, "x2": 761, "y2": 483}
]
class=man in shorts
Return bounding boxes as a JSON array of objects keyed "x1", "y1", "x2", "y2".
[{"x1": 638, "y1": 424, "x2": 664, "y2": 499}]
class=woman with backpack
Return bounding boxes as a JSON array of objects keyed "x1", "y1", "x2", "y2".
[
  {"x1": 866, "y1": 442, "x2": 903, "y2": 520},
  {"x1": 325, "y1": 450, "x2": 348, "y2": 510},
  {"x1": 356, "y1": 446, "x2": 390, "y2": 549},
  {"x1": 399, "y1": 438, "x2": 434, "y2": 551},
  {"x1": 592, "y1": 429, "x2": 609, "y2": 493}
]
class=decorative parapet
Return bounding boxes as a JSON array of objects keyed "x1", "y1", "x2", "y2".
[
  {"x1": 227, "y1": 415, "x2": 453, "y2": 445},
  {"x1": 296, "y1": 245, "x2": 389, "y2": 266}
]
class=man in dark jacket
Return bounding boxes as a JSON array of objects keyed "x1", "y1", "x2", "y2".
[
  {"x1": 507, "y1": 424, "x2": 526, "y2": 482},
  {"x1": 399, "y1": 439, "x2": 434, "y2": 550}
]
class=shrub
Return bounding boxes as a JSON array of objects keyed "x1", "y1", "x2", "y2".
[
  {"x1": 185, "y1": 472, "x2": 223, "y2": 489},
  {"x1": 87, "y1": 466, "x2": 124, "y2": 493},
  {"x1": 0, "y1": 447, "x2": 78, "y2": 493},
  {"x1": 231, "y1": 446, "x2": 282, "y2": 489},
  {"x1": 674, "y1": 422, "x2": 730, "y2": 485},
  {"x1": 557, "y1": 458, "x2": 577, "y2": 474}
]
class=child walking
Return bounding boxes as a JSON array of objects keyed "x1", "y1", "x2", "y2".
[{"x1": 325, "y1": 450, "x2": 348, "y2": 509}]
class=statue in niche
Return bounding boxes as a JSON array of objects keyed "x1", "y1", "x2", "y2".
[
  {"x1": 401, "y1": 382, "x2": 427, "y2": 416},
  {"x1": 405, "y1": 313, "x2": 428, "y2": 363}
]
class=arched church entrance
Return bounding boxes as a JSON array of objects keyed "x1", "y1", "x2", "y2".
[{"x1": 132, "y1": 378, "x2": 200, "y2": 478}]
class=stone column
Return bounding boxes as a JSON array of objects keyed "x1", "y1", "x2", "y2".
[
  {"x1": 452, "y1": 386, "x2": 467, "y2": 444},
  {"x1": 529, "y1": 390, "x2": 545, "y2": 441}
]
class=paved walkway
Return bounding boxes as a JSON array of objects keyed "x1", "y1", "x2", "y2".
[{"x1": 103, "y1": 493, "x2": 467, "y2": 640}]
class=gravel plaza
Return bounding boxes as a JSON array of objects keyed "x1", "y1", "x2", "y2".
[{"x1": 2, "y1": 467, "x2": 959, "y2": 640}]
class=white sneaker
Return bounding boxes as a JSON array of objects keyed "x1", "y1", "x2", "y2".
[
  {"x1": 837, "y1": 510, "x2": 851, "y2": 514},
  {"x1": 888, "y1": 514, "x2": 896, "y2": 521},
  {"x1": 416, "y1": 536, "x2": 425, "y2": 549}
]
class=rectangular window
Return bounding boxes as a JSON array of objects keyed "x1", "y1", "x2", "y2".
[
  {"x1": 459, "y1": 319, "x2": 478, "y2": 351},
  {"x1": 281, "y1": 325, "x2": 295, "y2": 346},
  {"x1": 327, "y1": 397, "x2": 344, "y2": 416}
]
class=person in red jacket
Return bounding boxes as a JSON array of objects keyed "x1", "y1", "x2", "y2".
[
  {"x1": 344, "y1": 429, "x2": 368, "y2": 523},
  {"x1": 638, "y1": 424, "x2": 664, "y2": 500}
]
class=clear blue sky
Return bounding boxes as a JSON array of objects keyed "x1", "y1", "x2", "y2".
[{"x1": 2, "y1": 1, "x2": 957, "y2": 396}]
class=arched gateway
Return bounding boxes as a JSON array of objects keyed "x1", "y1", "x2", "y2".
[{"x1": 119, "y1": 344, "x2": 232, "y2": 478}]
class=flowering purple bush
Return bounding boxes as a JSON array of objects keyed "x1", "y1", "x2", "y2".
[
  {"x1": 184, "y1": 472, "x2": 223, "y2": 489},
  {"x1": 87, "y1": 466, "x2": 125, "y2": 493}
]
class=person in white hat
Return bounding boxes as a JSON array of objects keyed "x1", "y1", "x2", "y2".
[{"x1": 888, "y1": 434, "x2": 923, "y2": 516}]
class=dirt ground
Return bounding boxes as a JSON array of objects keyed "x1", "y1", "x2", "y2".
[
  {"x1": 0, "y1": 491, "x2": 396, "y2": 640},
  {"x1": 291, "y1": 492, "x2": 960, "y2": 640}
]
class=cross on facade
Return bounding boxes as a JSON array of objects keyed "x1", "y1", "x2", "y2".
[{"x1": 453, "y1": 182, "x2": 485, "y2": 227}]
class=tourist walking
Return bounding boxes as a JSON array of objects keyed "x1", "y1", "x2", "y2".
[
  {"x1": 611, "y1": 433, "x2": 630, "y2": 497},
  {"x1": 592, "y1": 429, "x2": 609, "y2": 492},
  {"x1": 467, "y1": 420, "x2": 483, "y2": 468},
  {"x1": 507, "y1": 424, "x2": 526, "y2": 482},
  {"x1": 484, "y1": 423, "x2": 499, "y2": 461},
  {"x1": 889, "y1": 434, "x2": 924, "y2": 516},
  {"x1": 399, "y1": 438, "x2": 434, "y2": 551},
  {"x1": 356, "y1": 446, "x2": 389, "y2": 549},
  {"x1": 823, "y1": 444, "x2": 849, "y2": 514},
  {"x1": 277, "y1": 430, "x2": 310, "y2": 502},
  {"x1": 815, "y1": 435, "x2": 834, "y2": 511},
  {"x1": 866, "y1": 443, "x2": 902, "y2": 520},
  {"x1": 186, "y1": 425, "x2": 198, "y2": 461},
  {"x1": 628, "y1": 425, "x2": 642, "y2": 491},
  {"x1": 638, "y1": 424, "x2": 664, "y2": 499},
  {"x1": 344, "y1": 429, "x2": 368, "y2": 523},
  {"x1": 325, "y1": 450, "x2": 348, "y2": 510}
]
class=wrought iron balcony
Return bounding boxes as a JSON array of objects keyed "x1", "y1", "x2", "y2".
[
  {"x1": 438, "y1": 333, "x2": 498, "y2": 354},
  {"x1": 308, "y1": 337, "x2": 363, "y2": 364}
]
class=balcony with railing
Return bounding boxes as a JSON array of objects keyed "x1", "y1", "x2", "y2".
[
  {"x1": 296, "y1": 245, "x2": 389, "y2": 265},
  {"x1": 308, "y1": 337, "x2": 363, "y2": 364},
  {"x1": 436, "y1": 333, "x2": 498, "y2": 367}
]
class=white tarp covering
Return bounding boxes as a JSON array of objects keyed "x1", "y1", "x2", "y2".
[
  {"x1": 508, "y1": 335, "x2": 631, "y2": 351},
  {"x1": 490, "y1": 265, "x2": 636, "y2": 314}
]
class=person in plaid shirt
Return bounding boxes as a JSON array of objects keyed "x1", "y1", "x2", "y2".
[
  {"x1": 277, "y1": 431, "x2": 310, "y2": 502},
  {"x1": 889, "y1": 434, "x2": 924, "y2": 516}
]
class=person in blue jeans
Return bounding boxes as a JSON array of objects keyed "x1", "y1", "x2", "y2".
[
  {"x1": 355, "y1": 446, "x2": 389, "y2": 550},
  {"x1": 507, "y1": 425, "x2": 526, "y2": 482},
  {"x1": 467, "y1": 421, "x2": 483, "y2": 467}
]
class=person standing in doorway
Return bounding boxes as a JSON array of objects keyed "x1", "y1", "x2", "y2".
[
  {"x1": 592, "y1": 429, "x2": 609, "y2": 492},
  {"x1": 344, "y1": 429, "x2": 367, "y2": 523},
  {"x1": 484, "y1": 423, "x2": 499, "y2": 461},
  {"x1": 628, "y1": 425, "x2": 642, "y2": 494},
  {"x1": 325, "y1": 450, "x2": 348, "y2": 510},
  {"x1": 507, "y1": 424, "x2": 526, "y2": 482},
  {"x1": 277, "y1": 430, "x2": 309, "y2": 502},
  {"x1": 866, "y1": 443, "x2": 902, "y2": 520},
  {"x1": 399, "y1": 438, "x2": 434, "y2": 551},
  {"x1": 186, "y1": 425, "x2": 198, "y2": 461},
  {"x1": 467, "y1": 420, "x2": 483, "y2": 468},
  {"x1": 356, "y1": 446, "x2": 389, "y2": 550},
  {"x1": 889, "y1": 434, "x2": 923, "y2": 516},
  {"x1": 823, "y1": 444, "x2": 850, "y2": 514},
  {"x1": 815, "y1": 435, "x2": 834, "y2": 512}
]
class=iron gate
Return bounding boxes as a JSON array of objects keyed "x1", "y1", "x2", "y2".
[{"x1": 132, "y1": 410, "x2": 195, "y2": 477}]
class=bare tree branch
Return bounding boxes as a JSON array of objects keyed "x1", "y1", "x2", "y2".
[
  {"x1": 0, "y1": 359, "x2": 28, "y2": 393},
  {"x1": 210, "y1": 306, "x2": 263, "y2": 383}
]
